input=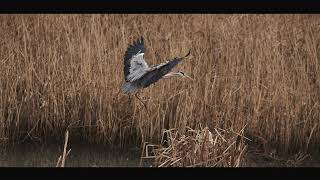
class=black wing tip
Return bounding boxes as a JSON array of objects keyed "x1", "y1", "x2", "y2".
[
  {"x1": 132, "y1": 36, "x2": 144, "y2": 45},
  {"x1": 125, "y1": 36, "x2": 145, "y2": 55},
  {"x1": 127, "y1": 36, "x2": 144, "y2": 46},
  {"x1": 184, "y1": 49, "x2": 191, "y2": 58},
  {"x1": 137, "y1": 36, "x2": 144, "y2": 46},
  {"x1": 174, "y1": 49, "x2": 191, "y2": 60}
]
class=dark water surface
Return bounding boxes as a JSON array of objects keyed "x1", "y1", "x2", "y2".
[
  {"x1": 0, "y1": 142, "x2": 151, "y2": 167},
  {"x1": 1, "y1": 141, "x2": 319, "y2": 167}
]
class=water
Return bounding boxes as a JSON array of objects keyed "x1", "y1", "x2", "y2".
[
  {"x1": 2, "y1": 141, "x2": 318, "y2": 167},
  {"x1": 0, "y1": 142, "x2": 151, "y2": 167}
]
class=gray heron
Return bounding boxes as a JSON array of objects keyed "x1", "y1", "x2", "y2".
[{"x1": 121, "y1": 37, "x2": 193, "y2": 109}]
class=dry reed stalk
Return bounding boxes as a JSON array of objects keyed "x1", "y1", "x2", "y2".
[
  {"x1": 56, "y1": 156, "x2": 62, "y2": 167},
  {"x1": 56, "y1": 130, "x2": 71, "y2": 167},
  {"x1": 235, "y1": 145, "x2": 247, "y2": 167},
  {"x1": 56, "y1": 149, "x2": 71, "y2": 167},
  {"x1": 142, "y1": 126, "x2": 248, "y2": 167}
]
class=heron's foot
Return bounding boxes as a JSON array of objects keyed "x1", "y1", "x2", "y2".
[
  {"x1": 141, "y1": 96, "x2": 151, "y2": 101},
  {"x1": 136, "y1": 101, "x2": 149, "y2": 114},
  {"x1": 134, "y1": 93, "x2": 149, "y2": 111}
]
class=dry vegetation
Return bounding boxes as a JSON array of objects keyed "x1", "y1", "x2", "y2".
[
  {"x1": 0, "y1": 15, "x2": 320, "y2": 161},
  {"x1": 142, "y1": 126, "x2": 248, "y2": 167}
]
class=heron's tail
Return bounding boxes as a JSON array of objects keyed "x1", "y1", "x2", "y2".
[{"x1": 121, "y1": 82, "x2": 138, "y2": 94}]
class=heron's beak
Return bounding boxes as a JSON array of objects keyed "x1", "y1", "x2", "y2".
[{"x1": 183, "y1": 74, "x2": 194, "y2": 81}]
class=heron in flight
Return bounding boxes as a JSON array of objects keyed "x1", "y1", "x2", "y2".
[{"x1": 121, "y1": 37, "x2": 193, "y2": 109}]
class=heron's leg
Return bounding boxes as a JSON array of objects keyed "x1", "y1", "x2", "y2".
[
  {"x1": 135, "y1": 93, "x2": 148, "y2": 111},
  {"x1": 128, "y1": 94, "x2": 132, "y2": 102}
]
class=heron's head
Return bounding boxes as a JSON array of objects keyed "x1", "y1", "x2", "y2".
[{"x1": 177, "y1": 71, "x2": 194, "y2": 80}]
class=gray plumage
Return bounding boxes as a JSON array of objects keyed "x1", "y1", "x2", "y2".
[{"x1": 121, "y1": 37, "x2": 191, "y2": 94}]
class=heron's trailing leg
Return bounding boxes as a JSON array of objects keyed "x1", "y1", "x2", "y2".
[
  {"x1": 135, "y1": 93, "x2": 148, "y2": 111},
  {"x1": 128, "y1": 94, "x2": 132, "y2": 102}
]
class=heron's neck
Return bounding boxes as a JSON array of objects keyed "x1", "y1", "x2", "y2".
[{"x1": 163, "y1": 72, "x2": 181, "y2": 78}]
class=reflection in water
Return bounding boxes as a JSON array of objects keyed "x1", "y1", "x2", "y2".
[
  {"x1": 0, "y1": 142, "x2": 151, "y2": 167},
  {"x1": 4, "y1": 141, "x2": 318, "y2": 167}
]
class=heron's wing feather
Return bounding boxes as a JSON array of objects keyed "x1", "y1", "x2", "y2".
[
  {"x1": 140, "y1": 58, "x2": 183, "y2": 88},
  {"x1": 124, "y1": 37, "x2": 149, "y2": 82},
  {"x1": 148, "y1": 50, "x2": 190, "y2": 71}
]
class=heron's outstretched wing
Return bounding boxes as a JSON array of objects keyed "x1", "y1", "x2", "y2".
[
  {"x1": 123, "y1": 37, "x2": 149, "y2": 82},
  {"x1": 139, "y1": 51, "x2": 190, "y2": 88}
]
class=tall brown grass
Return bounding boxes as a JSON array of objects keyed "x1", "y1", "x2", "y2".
[{"x1": 0, "y1": 14, "x2": 319, "y2": 155}]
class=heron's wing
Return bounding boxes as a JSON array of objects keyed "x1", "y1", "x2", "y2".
[
  {"x1": 148, "y1": 50, "x2": 190, "y2": 72},
  {"x1": 124, "y1": 37, "x2": 149, "y2": 82},
  {"x1": 139, "y1": 58, "x2": 183, "y2": 88}
]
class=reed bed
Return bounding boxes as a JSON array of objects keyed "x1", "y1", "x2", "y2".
[
  {"x1": 0, "y1": 14, "x2": 319, "y2": 157},
  {"x1": 142, "y1": 126, "x2": 248, "y2": 167}
]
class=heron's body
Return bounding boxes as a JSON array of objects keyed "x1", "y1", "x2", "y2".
[{"x1": 121, "y1": 37, "x2": 191, "y2": 94}]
